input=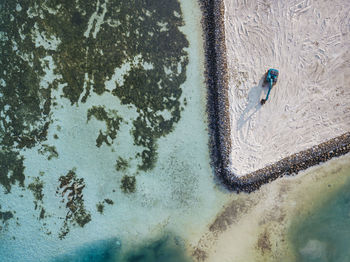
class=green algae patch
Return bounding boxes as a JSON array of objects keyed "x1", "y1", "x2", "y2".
[
  {"x1": 0, "y1": 150, "x2": 25, "y2": 193},
  {"x1": 115, "y1": 157, "x2": 129, "y2": 171},
  {"x1": 28, "y1": 176, "x2": 44, "y2": 205},
  {"x1": 39, "y1": 0, "x2": 188, "y2": 171},
  {"x1": 28, "y1": 178, "x2": 44, "y2": 201},
  {"x1": 87, "y1": 106, "x2": 123, "y2": 147},
  {"x1": 0, "y1": 1, "x2": 53, "y2": 193},
  {"x1": 120, "y1": 175, "x2": 136, "y2": 194},
  {"x1": 38, "y1": 144, "x2": 59, "y2": 160},
  {"x1": 104, "y1": 198, "x2": 114, "y2": 205},
  {"x1": 0, "y1": 205, "x2": 14, "y2": 224},
  {"x1": 27, "y1": 176, "x2": 48, "y2": 221},
  {"x1": 96, "y1": 202, "x2": 105, "y2": 214},
  {"x1": 0, "y1": 1, "x2": 53, "y2": 147},
  {"x1": 56, "y1": 169, "x2": 91, "y2": 239},
  {"x1": 96, "y1": 198, "x2": 114, "y2": 214},
  {"x1": 0, "y1": 0, "x2": 190, "y2": 193},
  {"x1": 0, "y1": 0, "x2": 190, "y2": 240}
]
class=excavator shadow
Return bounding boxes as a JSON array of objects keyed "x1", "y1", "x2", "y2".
[{"x1": 237, "y1": 75, "x2": 267, "y2": 130}]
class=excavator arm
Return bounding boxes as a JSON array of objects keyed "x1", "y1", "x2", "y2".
[{"x1": 260, "y1": 78, "x2": 273, "y2": 105}]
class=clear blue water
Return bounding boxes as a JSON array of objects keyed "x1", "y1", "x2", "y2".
[
  {"x1": 51, "y1": 238, "x2": 121, "y2": 262},
  {"x1": 0, "y1": 1, "x2": 225, "y2": 261},
  {"x1": 50, "y1": 235, "x2": 190, "y2": 262},
  {"x1": 290, "y1": 170, "x2": 350, "y2": 262},
  {"x1": 120, "y1": 236, "x2": 190, "y2": 262}
]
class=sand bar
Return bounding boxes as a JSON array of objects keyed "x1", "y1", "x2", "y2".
[{"x1": 190, "y1": 154, "x2": 350, "y2": 262}]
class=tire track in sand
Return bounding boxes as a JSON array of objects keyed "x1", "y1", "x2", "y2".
[{"x1": 224, "y1": 0, "x2": 350, "y2": 176}]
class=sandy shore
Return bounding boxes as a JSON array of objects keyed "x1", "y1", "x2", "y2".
[
  {"x1": 189, "y1": 154, "x2": 350, "y2": 262},
  {"x1": 224, "y1": 0, "x2": 350, "y2": 176}
]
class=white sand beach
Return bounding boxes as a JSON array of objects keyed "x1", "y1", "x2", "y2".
[{"x1": 224, "y1": 0, "x2": 350, "y2": 176}]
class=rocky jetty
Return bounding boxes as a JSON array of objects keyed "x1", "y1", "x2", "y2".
[{"x1": 225, "y1": 133, "x2": 350, "y2": 192}]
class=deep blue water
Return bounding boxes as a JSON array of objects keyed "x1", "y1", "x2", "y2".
[
  {"x1": 121, "y1": 236, "x2": 190, "y2": 262},
  {"x1": 51, "y1": 235, "x2": 190, "y2": 262},
  {"x1": 52, "y1": 238, "x2": 120, "y2": 262},
  {"x1": 290, "y1": 173, "x2": 350, "y2": 262}
]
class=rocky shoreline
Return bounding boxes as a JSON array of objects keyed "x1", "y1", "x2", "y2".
[
  {"x1": 199, "y1": 0, "x2": 350, "y2": 192},
  {"x1": 226, "y1": 133, "x2": 350, "y2": 192}
]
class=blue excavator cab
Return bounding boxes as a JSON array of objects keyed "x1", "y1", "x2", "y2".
[{"x1": 261, "y1": 68, "x2": 279, "y2": 105}]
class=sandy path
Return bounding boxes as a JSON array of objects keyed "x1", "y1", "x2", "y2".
[{"x1": 224, "y1": 0, "x2": 350, "y2": 176}]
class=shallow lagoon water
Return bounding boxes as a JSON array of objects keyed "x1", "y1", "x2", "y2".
[
  {"x1": 52, "y1": 238, "x2": 120, "y2": 262},
  {"x1": 51, "y1": 235, "x2": 190, "y2": 262},
  {"x1": 0, "y1": 0, "x2": 229, "y2": 261},
  {"x1": 289, "y1": 168, "x2": 350, "y2": 262}
]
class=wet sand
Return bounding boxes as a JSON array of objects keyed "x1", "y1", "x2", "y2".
[{"x1": 189, "y1": 154, "x2": 350, "y2": 261}]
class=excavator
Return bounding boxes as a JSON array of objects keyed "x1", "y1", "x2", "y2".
[{"x1": 261, "y1": 68, "x2": 279, "y2": 105}]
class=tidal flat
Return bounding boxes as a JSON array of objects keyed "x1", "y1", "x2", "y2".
[{"x1": 191, "y1": 154, "x2": 350, "y2": 262}]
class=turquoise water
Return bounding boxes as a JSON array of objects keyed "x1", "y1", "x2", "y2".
[
  {"x1": 120, "y1": 236, "x2": 190, "y2": 262},
  {"x1": 51, "y1": 238, "x2": 121, "y2": 262},
  {"x1": 0, "y1": 0, "x2": 228, "y2": 261},
  {"x1": 50, "y1": 235, "x2": 190, "y2": 262},
  {"x1": 290, "y1": 169, "x2": 350, "y2": 262}
]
